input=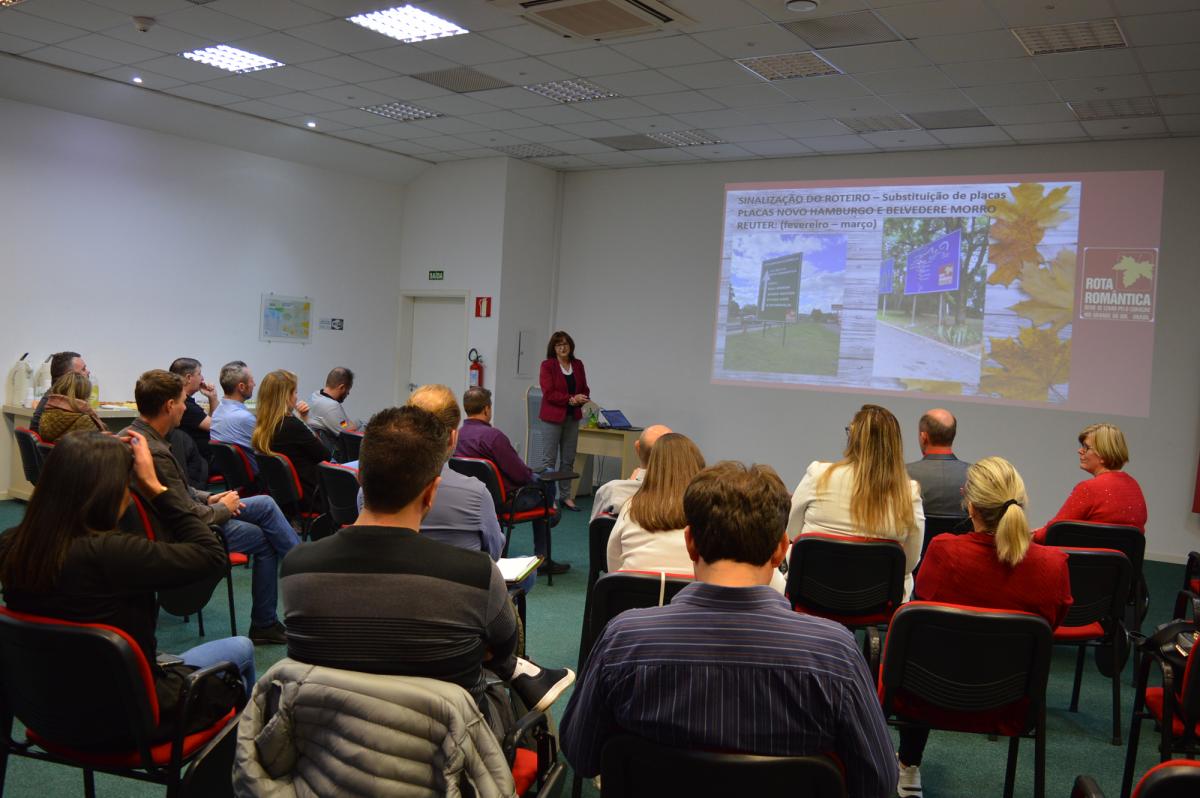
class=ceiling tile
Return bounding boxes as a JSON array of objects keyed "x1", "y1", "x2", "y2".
[
  {"x1": 164, "y1": 83, "x2": 250, "y2": 105},
  {"x1": 133, "y1": 53, "x2": 226, "y2": 82},
  {"x1": 773, "y1": 119, "x2": 854, "y2": 137},
  {"x1": 941, "y1": 57, "x2": 1043, "y2": 87},
  {"x1": 231, "y1": 32, "x2": 340, "y2": 64},
  {"x1": 372, "y1": 121, "x2": 449, "y2": 140},
  {"x1": 416, "y1": 0, "x2": 520, "y2": 32},
  {"x1": 156, "y1": 6, "x2": 272, "y2": 41},
  {"x1": 983, "y1": 102, "x2": 1076, "y2": 124},
  {"x1": 554, "y1": 138, "x2": 618, "y2": 155},
  {"x1": 508, "y1": 125, "x2": 576, "y2": 142},
  {"x1": 468, "y1": 86, "x2": 557, "y2": 108},
  {"x1": 773, "y1": 74, "x2": 873, "y2": 100},
  {"x1": 616, "y1": 115, "x2": 690, "y2": 133},
  {"x1": 611, "y1": 35, "x2": 722, "y2": 69},
  {"x1": 990, "y1": 0, "x2": 1113, "y2": 27},
  {"x1": 1113, "y1": 0, "x2": 1200, "y2": 13},
  {"x1": 557, "y1": 119, "x2": 636, "y2": 137},
  {"x1": 459, "y1": 109, "x2": 542, "y2": 129},
  {"x1": 856, "y1": 66, "x2": 955, "y2": 93},
  {"x1": 740, "y1": 139, "x2": 816, "y2": 156},
  {"x1": 699, "y1": 83, "x2": 791, "y2": 108},
  {"x1": 577, "y1": 97, "x2": 657, "y2": 119},
  {"x1": 249, "y1": 66, "x2": 343, "y2": 91},
  {"x1": 672, "y1": 0, "x2": 769, "y2": 30},
  {"x1": 861, "y1": 129, "x2": 940, "y2": 148},
  {"x1": 0, "y1": 11, "x2": 88, "y2": 45},
  {"x1": 1158, "y1": 94, "x2": 1200, "y2": 113},
  {"x1": 0, "y1": 31, "x2": 49, "y2": 55},
  {"x1": 415, "y1": 92, "x2": 497, "y2": 115},
  {"x1": 207, "y1": 0, "x2": 330, "y2": 29},
  {"x1": 691, "y1": 24, "x2": 818, "y2": 60},
  {"x1": 737, "y1": 103, "x2": 828, "y2": 123},
  {"x1": 409, "y1": 134, "x2": 477, "y2": 151},
  {"x1": 635, "y1": 90, "x2": 725, "y2": 114},
  {"x1": 818, "y1": 41, "x2": 929, "y2": 73},
  {"x1": 913, "y1": 30, "x2": 1028, "y2": 63},
  {"x1": 1051, "y1": 74, "x2": 1152, "y2": 101},
  {"x1": 1002, "y1": 120, "x2": 1088, "y2": 140},
  {"x1": 673, "y1": 108, "x2": 752, "y2": 128},
  {"x1": 1148, "y1": 69, "x2": 1200, "y2": 95},
  {"x1": 963, "y1": 81, "x2": 1061, "y2": 106},
  {"x1": 706, "y1": 124, "x2": 783, "y2": 142},
  {"x1": 692, "y1": 143, "x2": 756, "y2": 160},
  {"x1": 202, "y1": 74, "x2": 292, "y2": 99},
  {"x1": 329, "y1": 127, "x2": 394, "y2": 144},
  {"x1": 540, "y1": 46, "x2": 646, "y2": 77},
  {"x1": 1119, "y1": 11, "x2": 1200, "y2": 46},
  {"x1": 360, "y1": 75, "x2": 451, "y2": 100},
  {"x1": 20, "y1": 0, "x2": 127, "y2": 30},
  {"x1": 584, "y1": 151, "x2": 651, "y2": 166},
  {"x1": 288, "y1": 19, "x2": 397, "y2": 54},
  {"x1": 877, "y1": 0, "x2": 1005, "y2": 37},
  {"x1": 90, "y1": 0, "x2": 192, "y2": 13},
  {"x1": 529, "y1": 155, "x2": 593, "y2": 168},
  {"x1": 883, "y1": 88, "x2": 975, "y2": 112},
  {"x1": 1137, "y1": 44, "x2": 1200, "y2": 72},
  {"x1": 1082, "y1": 117, "x2": 1168, "y2": 137},
  {"x1": 414, "y1": 33, "x2": 524, "y2": 66},
  {"x1": 479, "y1": 23, "x2": 581, "y2": 56},
  {"x1": 635, "y1": 147, "x2": 701, "y2": 163},
  {"x1": 25, "y1": 46, "x2": 118, "y2": 73},
  {"x1": 100, "y1": 23, "x2": 212, "y2": 55},
  {"x1": 302, "y1": 55, "x2": 396, "y2": 82},
  {"x1": 54, "y1": 33, "x2": 162, "y2": 64},
  {"x1": 96, "y1": 65, "x2": 185, "y2": 89},
  {"x1": 515, "y1": 104, "x2": 598, "y2": 125},
  {"x1": 308, "y1": 84, "x2": 396, "y2": 107},
  {"x1": 1164, "y1": 113, "x2": 1200, "y2": 132},
  {"x1": 591, "y1": 70, "x2": 690, "y2": 96},
  {"x1": 456, "y1": 129, "x2": 530, "y2": 147},
  {"x1": 800, "y1": 134, "x2": 877, "y2": 152},
  {"x1": 225, "y1": 99, "x2": 295, "y2": 119},
  {"x1": 661, "y1": 59, "x2": 764, "y2": 89},
  {"x1": 412, "y1": 115, "x2": 488, "y2": 134},
  {"x1": 930, "y1": 126, "x2": 1014, "y2": 144},
  {"x1": 1034, "y1": 49, "x2": 1142, "y2": 80},
  {"x1": 474, "y1": 56, "x2": 572, "y2": 85},
  {"x1": 320, "y1": 107, "x2": 401, "y2": 127},
  {"x1": 804, "y1": 95, "x2": 896, "y2": 116},
  {"x1": 357, "y1": 44, "x2": 459, "y2": 74},
  {"x1": 265, "y1": 91, "x2": 348, "y2": 112}
]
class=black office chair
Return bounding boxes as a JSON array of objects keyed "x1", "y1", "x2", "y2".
[
  {"x1": 209, "y1": 441, "x2": 258, "y2": 495},
  {"x1": 257, "y1": 452, "x2": 323, "y2": 539},
  {"x1": 1045, "y1": 521, "x2": 1147, "y2": 634},
  {"x1": 336, "y1": 430, "x2": 363, "y2": 463},
  {"x1": 318, "y1": 461, "x2": 360, "y2": 529},
  {"x1": 915, "y1": 514, "x2": 972, "y2": 575},
  {"x1": 13, "y1": 427, "x2": 44, "y2": 486},
  {"x1": 599, "y1": 734, "x2": 847, "y2": 797},
  {"x1": 1081, "y1": 761, "x2": 1200, "y2": 798},
  {"x1": 577, "y1": 516, "x2": 617, "y2": 669}
]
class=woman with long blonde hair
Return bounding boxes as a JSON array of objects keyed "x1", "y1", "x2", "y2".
[
  {"x1": 252, "y1": 370, "x2": 328, "y2": 512},
  {"x1": 786, "y1": 404, "x2": 924, "y2": 597},
  {"x1": 896, "y1": 456, "x2": 1072, "y2": 796}
]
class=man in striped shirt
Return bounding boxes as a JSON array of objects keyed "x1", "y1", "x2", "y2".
[{"x1": 561, "y1": 461, "x2": 897, "y2": 798}]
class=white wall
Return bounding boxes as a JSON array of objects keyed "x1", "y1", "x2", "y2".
[
  {"x1": 0, "y1": 97, "x2": 409, "y2": 494},
  {"x1": 553, "y1": 137, "x2": 1200, "y2": 563}
]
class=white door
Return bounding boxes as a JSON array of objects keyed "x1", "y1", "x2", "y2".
[{"x1": 407, "y1": 296, "x2": 467, "y2": 395}]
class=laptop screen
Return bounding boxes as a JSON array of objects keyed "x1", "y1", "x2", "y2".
[{"x1": 601, "y1": 409, "x2": 634, "y2": 429}]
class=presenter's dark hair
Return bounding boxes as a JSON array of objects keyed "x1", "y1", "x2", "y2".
[
  {"x1": 684, "y1": 461, "x2": 789, "y2": 566},
  {"x1": 0, "y1": 432, "x2": 132, "y2": 591},
  {"x1": 49, "y1": 351, "x2": 82, "y2": 382},
  {"x1": 919, "y1": 412, "x2": 956, "y2": 446},
  {"x1": 169, "y1": 357, "x2": 201, "y2": 377},
  {"x1": 135, "y1": 370, "x2": 185, "y2": 417},
  {"x1": 546, "y1": 331, "x2": 575, "y2": 359},
  {"x1": 462, "y1": 387, "x2": 492, "y2": 416},
  {"x1": 359, "y1": 406, "x2": 446, "y2": 513}
]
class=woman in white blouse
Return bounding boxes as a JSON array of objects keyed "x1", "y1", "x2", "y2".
[{"x1": 787, "y1": 404, "x2": 925, "y2": 599}]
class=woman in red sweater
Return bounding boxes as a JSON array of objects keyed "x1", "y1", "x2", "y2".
[
  {"x1": 1033, "y1": 422, "x2": 1146, "y2": 542},
  {"x1": 537, "y1": 330, "x2": 590, "y2": 513},
  {"x1": 897, "y1": 456, "x2": 1073, "y2": 797}
]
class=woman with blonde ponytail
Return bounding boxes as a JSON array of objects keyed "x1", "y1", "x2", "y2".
[{"x1": 895, "y1": 456, "x2": 1074, "y2": 797}]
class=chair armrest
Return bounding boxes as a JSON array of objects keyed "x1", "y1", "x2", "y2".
[
  {"x1": 863, "y1": 626, "x2": 882, "y2": 681},
  {"x1": 1071, "y1": 774, "x2": 1105, "y2": 798},
  {"x1": 538, "y1": 470, "x2": 578, "y2": 483},
  {"x1": 169, "y1": 660, "x2": 243, "y2": 773},
  {"x1": 502, "y1": 708, "x2": 549, "y2": 762}
]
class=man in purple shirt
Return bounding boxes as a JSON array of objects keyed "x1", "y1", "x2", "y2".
[{"x1": 455, "y1": 387, "x2": 567, "y2": 576}]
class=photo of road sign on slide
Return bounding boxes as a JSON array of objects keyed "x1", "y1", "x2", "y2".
[
  {"x1": 721, "y1": 233, "x2": 847, "y2": 376},
  {"x1": 873, "y1": 216, "x2": 990, "y2": 385}
]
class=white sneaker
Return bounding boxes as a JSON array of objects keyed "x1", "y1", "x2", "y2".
[{"x1": 897, "y1": 755, "x2": 922, "y2": 797}]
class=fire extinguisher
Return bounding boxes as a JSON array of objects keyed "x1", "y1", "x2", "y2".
[{"x1": 468, "y1": 348, "x2": 484, "y2": 388}]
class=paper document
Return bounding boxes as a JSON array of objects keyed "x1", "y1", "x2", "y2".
[{"x1": 498, "y1": 556, "x2": 541, "y2": 583}]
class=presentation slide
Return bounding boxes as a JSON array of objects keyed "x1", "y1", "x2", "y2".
[{"x1": 713, "y1": 171, "x2": 1163, "y2": 417}]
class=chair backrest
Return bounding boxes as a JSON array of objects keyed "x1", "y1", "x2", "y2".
[
  {"x1": 318, "y1": 462, "x2": 360, "y2": 527},
  {"x1": 599, "y1": 734, "x2": 847, "y2": 798},
  {"x1": 257, "y1": 451, "x2": 303, "y2": 508},
  {"x1": 786, "y1": 532, "x2": 906, "y2": 627},
  {"x1": 311, "y1": 426, "x2": 340, "y2": 457},
  {"x1": 580, "y1": 572, "x2": 693, "y2": 668},
  {"x1": 35, "y1": 441, "x2": 55, "y2": 465},
  {"x1": 117, "y1": 494, "x2": 223, "y2": 618},
  {"x1": 1132, "y1": 760, "x2": 1200, "y2": 798},
  {"x1": 13, "y1": 427, "x2": 44, "y2": 485},
  {"x1": 879, "y1": 601, "x2": 1053, "y2": 737},
  {"x1": 920, "y1": 514, "x2": 972, "y2": 561},
  {"x1": 336, "y1": 430, "x2": 363, "y2": 463},
  {"x1": 588, "y1": 516, "x2": 617, "y2": 583},
  {"x1": 1045, "y1": 522, "x2": 1145, "y2": 581},
  {"x1": 1059, "y1": 548, "x2": 1132, "y2": 629},
  {"x1": 0, "y1": 607, "x2": 158, "y2": 754},
  {"x1": 179, "y1": 716, "x2": 239, "y2": 798},
  {"x1": 448, "y1": 456, "x2": 506, "y2": 510},
  {"x1": 118, "y1": 491, "x2": 156, "y2": 539},
  {"x1": 525, "y1": 385, "x2": 546, "y2": 471},
  {"x1": 210, "y1": 441, "x2": 255, "y2": 492}
]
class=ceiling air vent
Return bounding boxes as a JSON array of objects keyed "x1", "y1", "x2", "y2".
[
  {"x1": 1069, "y1": 97, "x2": 1159, "y2": 121},
  {"x1": 414, "y1": 67, "x2": 513, "y2": 93},
  {"x1": 488, "y1": 0, "x2": 696, "y2": 41},
  {"x1": 836, "y1": 115, "x2": 917, "y2": 134},
  {"x1": 1011, "y1": 19, "x2": 1127, "y2": 56}
]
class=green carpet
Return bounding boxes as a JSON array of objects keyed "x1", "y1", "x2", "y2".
[{"x1": 0, "y1": 498, "x2": 1190, "y2": 797}]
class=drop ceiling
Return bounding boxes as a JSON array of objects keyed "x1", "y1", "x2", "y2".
[{"x1": 0, "y1": 0, "x2": 1197, "y2": 173}]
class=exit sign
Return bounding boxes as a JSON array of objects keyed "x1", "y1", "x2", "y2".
[{"x1": 428, "y1": 270, "x2": 444, "y2": 281}]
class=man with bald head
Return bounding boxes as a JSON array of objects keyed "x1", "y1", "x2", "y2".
[
  {"x1": 906, "y1": 409, "x2": 971, "y2": 518},
  {"x1": 590, "y1": 424, "x2": 671, "y2": 522}
]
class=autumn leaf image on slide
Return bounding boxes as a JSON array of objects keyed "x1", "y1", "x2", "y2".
[
  {"x1": 981, "y1": 182, "x2": 1077, "y2": 402},
  {"x1": 1112, "y1": 255, "x2": 1154, "y2": 287}
]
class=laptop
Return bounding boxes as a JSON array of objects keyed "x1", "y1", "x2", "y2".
[{"x1": 600, "y1": 409, "x2": 639, "y2": 430}]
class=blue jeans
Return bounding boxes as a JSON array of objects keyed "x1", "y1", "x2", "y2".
[
  {"x1": 178, "y1": 635, "x2": 257, "y2": 698},
  {"x1": 220, "y1": 495, "x2": 300, "y2": 629}
]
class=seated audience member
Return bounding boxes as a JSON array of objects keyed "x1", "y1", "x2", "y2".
[
  {"x1": 169, "y1": 427, "x2": 210, "y2": 491},
  {"x1": 590, "y1": 423, "x2": 671, "y2": 521},
  {"x1": 898, "y1": 456, "x2": 1073, "y2": 797},
  {"x1": 787, "y1": 404, "x2": 925, "y2": 599},
  {"x1": 29, "y1": 350, "x2": 88, "y2": 434},
  {"x1": 906, "y1": 408, "x2": 971, "y2": 518},
  {"x1": 281, "y1": 406, "x2": 573, "y2": 738},
  {"x1": 37, "y1": 371, "x2": 104, "y2": 442},
  {"x1": 307, "y1": 366, "x2": 358, "y2": 434},
  {"x1": 561, "y1": 461, "x2": 896, "y2": 798},
  {"x1": 210, "y1": 360, "x2": 257, "y2": 471},
  {"x1": 169, "y1": 358, "x2": 219, "y2": 466},
  {"x1": 252, "y1": 370, "x2": 328, "y2": 513},
  {"x1": 1033, "y1": 422, "x2": 1146, "y2": 542},
  {"x1": 456, "y1": 386, "x2": 567, "y2": 576},
  {"x1": 129, "y1": 370, "x2": 299, "y2": 645},
  {"x1": 0, "y1": 431, "x2": 255, "y2": 742}
]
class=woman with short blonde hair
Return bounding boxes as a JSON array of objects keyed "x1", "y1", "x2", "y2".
[{"x1": 787, "y1": 404, "x2": 924, "y2": 597}]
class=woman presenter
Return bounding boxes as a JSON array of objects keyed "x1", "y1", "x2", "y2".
[{"x1": 538, "y1": 331, "x2": 589, "y2": 512}]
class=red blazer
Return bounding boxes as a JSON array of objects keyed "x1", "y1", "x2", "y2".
[{"x1": 539, "y1": 358, "x2": 589, "y2": 424}]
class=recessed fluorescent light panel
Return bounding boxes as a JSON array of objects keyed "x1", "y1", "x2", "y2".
[
  {"x1": 1069, "y1": 97, "x2": 1159, "y2": 121},
  {"x1": 523, "y1": 79, "x2": 618, "y2": 103},
  {"x1": 180, "y1": 45, "x2": 284, "y2": 74},
  {"x1": 648, "y1": 129, "x2": 724, "y2": 147},
  {"x1": 360, "y1": 101, "x2": 442, "y2": 121},
  {"x1": 347, "y1": 5, "x2": 467, "y2": 44},
  {"x1": 737, "y1": 51, "x2": 841, "y2": 81},
  {"x1": 1012, "y1": 19, "x2": 1126, "y2": 56}
]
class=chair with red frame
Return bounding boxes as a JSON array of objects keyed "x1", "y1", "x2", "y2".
[
  {"x1": 877, "y1": 601, "x2": 1054, "y2": 798},
  {"x1": 35, "y1": 440, "x2": 55, "y2": 470},
  {"x1": 1076, "y1": 761, "x2": 1200, "y2": 798},
  {"x1": 0, "y1": 607, "x2": 243, "y2": 798},
  {"x1": 1045, "y1": 521, "x2": 1148, "y2": 633},
  {"x1": 119, "y1": 493, "x2": 243, "y2": 637},
  {"x1": 447, "y1": 456, "x2": 573, "y2": 585},
  {"x1": 1174, "y1": 552, "x2": 1200, "y2": 620},
  {"x1": 208, "y1": 441, "x2": 258, "y2": 496},
  {"x1": 1056, "y1": 547, "x2": 1133, "y2": 745},
  {"x1": 317, "y1": 461, "x2": 360, "y2": 530},
  {"x1": 1120, "y1": 612, "x2": 1200, "y2": 798},
  {"x1": 256, "y1": 452, "x2": 324, "y2": 540},
  {"x1": 335, "y1": 429, "x2": 362, "y2": 463},
  {"x1": 576, "y1": 516, "x2": 617, "y2": 669},
  {"x1": 13, "y1": 427, "x2": 45, "y2": 486},
  {"x1": 785, "y1": 531, "x2": 906, "y2": 671},
  {"x1": 599, "y1": 734, "x2": 847, "y2": 798}
]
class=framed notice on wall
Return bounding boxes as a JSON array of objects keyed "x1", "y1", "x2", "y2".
[{"x1": 260, "y1": 293, "x2": 312, "y2": 344}]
